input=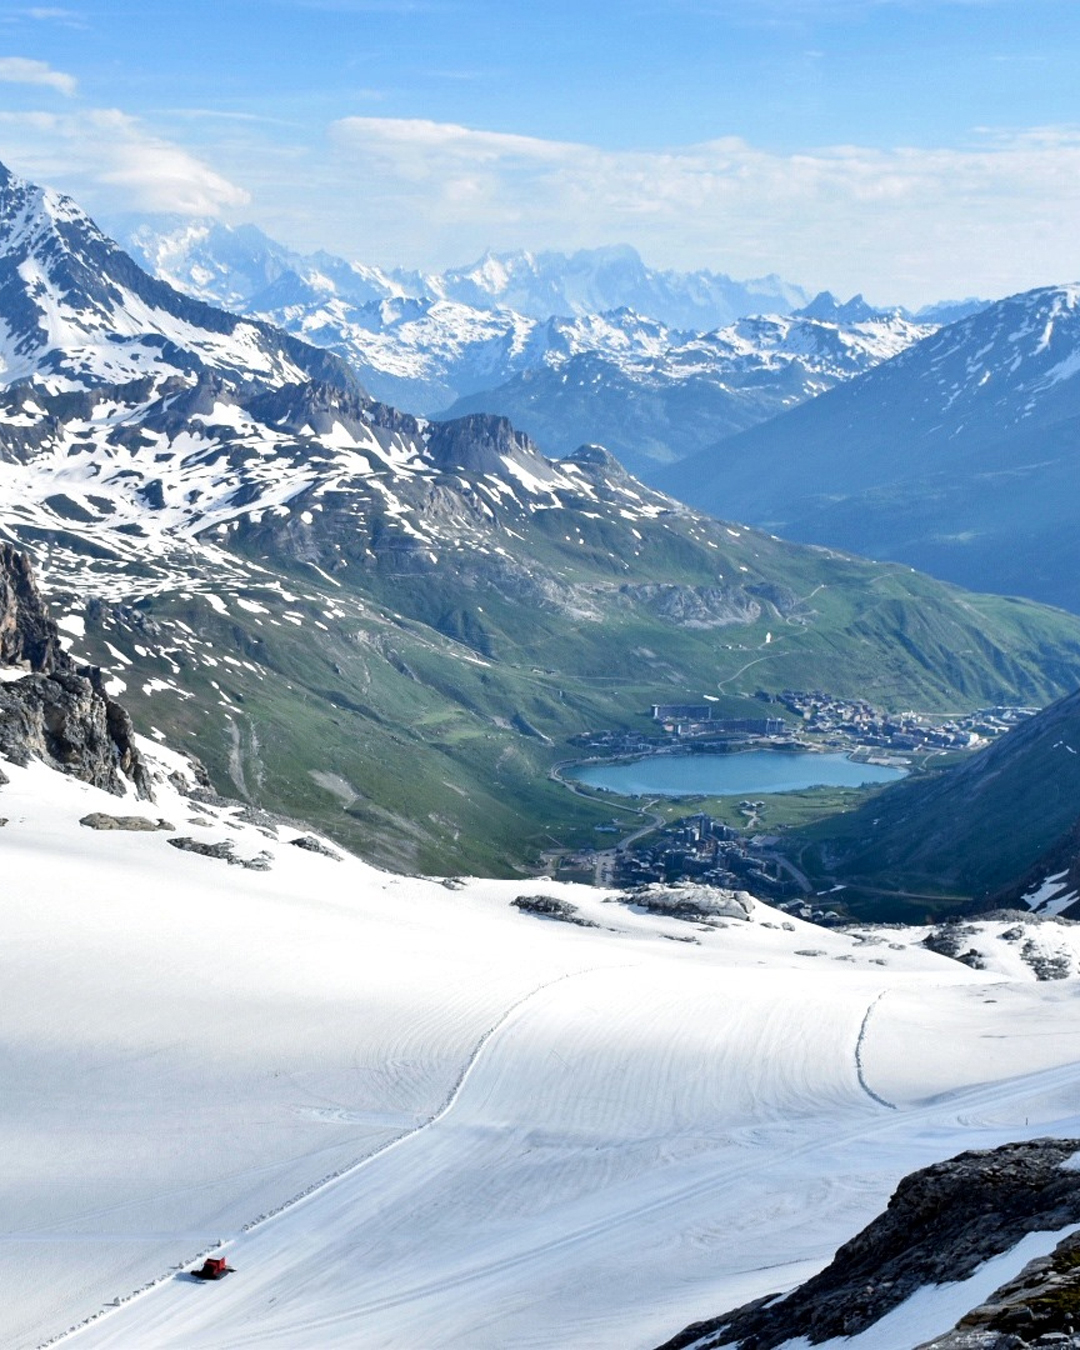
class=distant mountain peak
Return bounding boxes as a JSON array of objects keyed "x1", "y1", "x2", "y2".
[{"x1": 795, "y1": 291, "x2": 895, "y2": 324}]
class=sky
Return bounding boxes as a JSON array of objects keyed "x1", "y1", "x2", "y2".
[{"x1": 2, "y1": 0, "x2": 1080, "y2": 305}]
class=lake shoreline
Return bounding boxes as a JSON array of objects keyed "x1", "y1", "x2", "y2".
[{"x1": 563, "y1": 746, "x2": 907, "y2": 800}]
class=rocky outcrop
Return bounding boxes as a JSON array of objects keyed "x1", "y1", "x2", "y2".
[
  {"x1": 80, "y1": 813, "x2": 174, "y2": 831},
  {"x1": 166, "y1": 836, "x2": 272, "y2": 870},
  {"x1": 289, "y1": 834, "x2": 342, "y2": 859},
  {"x1": 625, "y1": 883, "x2": 754, "y2": 922},
  {"x1": 0, "y1": 543, "x2": 69, "y2": 673},
  {"x1": 0, "y1": 669, "x2": 149, "y2": 797},
  {"x1": 618, "y1": 583, "x2": 763, "y2": 629},
  {"x1": 426, "y1": 413, "x2": 541, "y2": 476},
  {"x1": 919, "y1": 1226, "x2": 1080, "y2": 1346},
  {"x1": 656, "y1": 1139, "x2": 1080, "y2": 1350},
  {"x1": 511, "y1": 894, "x2": 598, "y2": 927},
  {"x1": 0, "y1": 546, "x2": 150, "y2": 797}
]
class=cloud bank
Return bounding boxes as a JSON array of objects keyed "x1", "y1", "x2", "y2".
[
  {"x1": 0, "y1": 56, "x2": 76, "y2": 96},
  {"x1": 321, "y1": 116, "x2": 1080, "y2": 303},
  {"x1": 4, "y1": 101, "x2": 1080, "y2": 305},
  {"x1": 0, "y1": 107, "x2": 249, "y2": 214}
]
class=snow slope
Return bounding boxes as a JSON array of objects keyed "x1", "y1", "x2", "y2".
[{"x1": 6, "y1": 751, "x2": 1080, "y2": 1349}]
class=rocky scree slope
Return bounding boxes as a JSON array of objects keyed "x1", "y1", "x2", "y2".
[
  {"x1": 663, "y1": 284, "x2": 1080, "y2": 613},
  {"x1": 4, "y1": 161, "x2": 1080, "y2": 874},
  {"x1": 657, "y1": 1139, "x2": 1080, "y2": 1350}
]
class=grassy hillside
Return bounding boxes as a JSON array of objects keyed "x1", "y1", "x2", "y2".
[
  {"x1": 786, "y1": 687, "x2": 1080, "y2": 918},
  {"x1": 61, "y1": 499, "x2": 1080, "y2": 877}
]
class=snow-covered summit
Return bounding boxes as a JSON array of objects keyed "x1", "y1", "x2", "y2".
[
  {"x1": 118, "y1": 223, "x2": 810, "y2": 330},
  {"x1": 660, "y1": 278, "x2": 1080, "y2": 612},
  {"x1": 0, "y1": 166, "x2": 357, "y2": 394}
]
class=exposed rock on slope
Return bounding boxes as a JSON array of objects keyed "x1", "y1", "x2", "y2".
[
  {"x1": 919, "y1": 1227, "x2": 1080, "y2": 1346},
  {"x1": 0, "y1": 544, "x2": 149, "y2": 796},
  {"x1": 656, "y1": 1140, "x2": 1080, "y2": 1350},
  {"x1": 0, "y1": 542, "x2": 66, "y2": 671}
]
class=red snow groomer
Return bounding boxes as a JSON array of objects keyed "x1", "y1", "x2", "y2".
[{"x1": 192, "y1": 1256, "x2": 234, "y2": 1281}]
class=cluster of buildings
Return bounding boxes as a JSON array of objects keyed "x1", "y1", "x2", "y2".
[
  {"x1": 649, "y1": 704, "x2": 789, "y2": 740},
  {"x1": 770, "y1": 691, "x2": 1036, "y2": 753},
  {"x1": 570, "y1": 703, "x2": 791, "y2": 757},
  {"x1": 570, "y1": 694, "x2": 1036, "y2": 762},
  {"x1": 612, "y1": 812, "x2": 799, "y2": 901}
]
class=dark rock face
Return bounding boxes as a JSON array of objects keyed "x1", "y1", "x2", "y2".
[
  {"x1": 426, "y1": 413, "x2": 539, "y2": 475},
  {"x1": 0, "y1": 543, "x2": 69, "y2": 673},
  {"x1": 0, "y1": 670, "x2": 144, "y2": 796},
  {"x1": 0, "y1": 546, "x2": 150, "y2": 797},
  {"x1": 656, "y1": 1139, "x2": 1080, "y2": 1350}
]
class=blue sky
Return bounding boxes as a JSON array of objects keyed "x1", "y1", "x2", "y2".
[{"x1": 2, "y1": 0, "x2": 1080, "y2": 303}]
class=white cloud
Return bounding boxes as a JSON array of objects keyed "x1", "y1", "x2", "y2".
[
  {"x1": 0, "y1": 55, "x2": 76, "y2": 95},
  {"x1": 0, "y1": 108, "x2": 249, "y2": 215},
  {"x1": 4, "y1": 100, "x2": 1080, "y2": 305},
  {"x1": 323, "y1": 116, "x2": 1080, "y2": 303},
  {"x1": 24, "y1": 7, "x2": 85, "y2": 20}
]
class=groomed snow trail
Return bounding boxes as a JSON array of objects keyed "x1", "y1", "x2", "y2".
[
  {"x1": 43, "y1": 964, "x2": 621, "y2": 1346},
  {"x1": 64, "y1": 964, "x2": 1080, "y2": 1350},
  {"x1": 855, "y1": 991, "x2": 896, "y2": 1110}
]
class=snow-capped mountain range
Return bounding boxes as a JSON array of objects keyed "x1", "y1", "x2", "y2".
[
  {"x1": 441, "y1": 300, "x2": 936, "y2": 474},
  {"x1": 0, "y1": 169, "x2": 354, "y2": 395},
  {"x1": 663, "y1": 281, "x2": 1080, "y2": 613},
  {"x1": 2, "y1": 156, "x2": 1078, "y2": 883},
  {"x1": 116, "y1": 218, "x2": 810, "y2": 329},
  {"x1": 114, "y1": 216, "x2": 965, "y2": 475}
]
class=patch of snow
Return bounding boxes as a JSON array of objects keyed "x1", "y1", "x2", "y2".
[{"x1": 779, "y1": 1223, "x2": 1080, "y2": 1350}]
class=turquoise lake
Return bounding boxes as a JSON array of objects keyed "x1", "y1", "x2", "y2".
[{"x1": 567, "y1": 750, "x2": 906, "y2": 798}]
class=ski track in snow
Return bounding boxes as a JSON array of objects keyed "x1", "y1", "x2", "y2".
[
  {"x1": 61, "y1": 994, "x2": 1080, "y2": 1350},
  {"x1": 855, "y1": 991, "x2": 897, "y2": 1111},
  {"x1": 43, "y1": 962, "x2": 624, "y2": 1347}
]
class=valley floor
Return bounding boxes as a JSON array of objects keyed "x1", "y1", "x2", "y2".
[{"x1": 5, "y1": 755, "x2": 1080, "y2": 1350}]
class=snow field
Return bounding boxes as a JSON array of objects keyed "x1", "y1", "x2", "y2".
[{"x1": 4, "y1": 752, "x2": 1080, "y2": 1348}]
